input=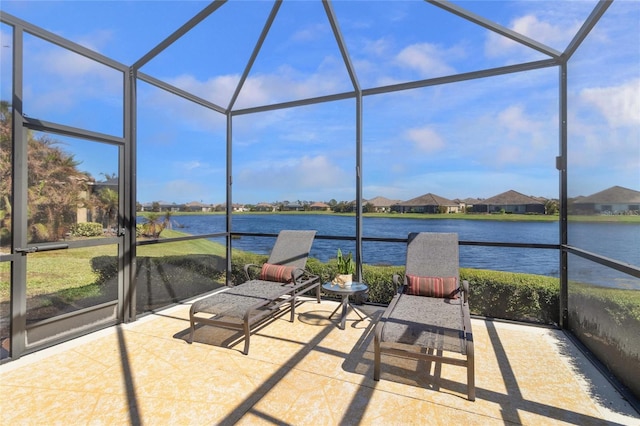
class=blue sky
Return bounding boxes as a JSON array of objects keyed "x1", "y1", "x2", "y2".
[{"x1": 1, "y1": 1, "x2": 638, "y2": 205}]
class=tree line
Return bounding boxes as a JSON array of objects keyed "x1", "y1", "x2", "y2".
[{"x1": 0, "y1": 101, "x2": 118, "y2": 245}]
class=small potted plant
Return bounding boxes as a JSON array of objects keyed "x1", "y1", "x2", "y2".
[{"x1": 333, "y1": 248, "x2": 356, "y2": 287}]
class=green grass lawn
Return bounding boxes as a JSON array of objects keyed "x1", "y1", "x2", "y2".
[
  {"x1": 0, "y1": 245, "x2": 117, "y2": 301},
  {"x1": 138, "y1": 229, "x2": 227, "y2": 257},
  {"x1": 0, "y1": 230, "x2": 227, "y2": 302}
]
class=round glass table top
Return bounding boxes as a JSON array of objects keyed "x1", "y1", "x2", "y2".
[{"x1": 322, "y1": 281, "x2": 368, "y2": 295}]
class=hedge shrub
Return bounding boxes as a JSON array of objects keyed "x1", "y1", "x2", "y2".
[
  {"x1": 70, "y1": 222, "x2": 103, "y2": 237},
  {"x1": 90, "y1": 250, "x2": 640, "y2": 328},
  {"x1": 229, "y1": 257, "x2": 561, "y2": 325},
  {"x1": 93, "y1": 251, "x2": 562, "y2": 325},
  {"x1": 461, "y1": 268, "x2": 559, "y2": 324}
]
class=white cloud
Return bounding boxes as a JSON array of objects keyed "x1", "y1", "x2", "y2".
[
  {"x1": 235, "y1": 154, "x2": 352, "y2": 201},
  {"x1": 485, "y1": 14, "x2": 579, "y2": 58},
  {"x1": 168, "y1": 74, "x2": 238, "y2": 107},
  {"x1": 21, "y1": 31, "x2": 122, "y2": 116},
  {"x1": 291, "y1": 23, "x2": 329, "y2": 42},
  {"x1": 161, "y1": 179, "x2": 210, "y2": 203},
  {"x1": 495, "y1": 145, "x2": 523, "y2": 165},
  {"x1": 362, "y1": 37, "x2": 392, "y2": 57},
  {"x1": 164, "y1": 61, "x2": 348, "y2": 110},
  {"x1": 511, "y1": 15, "x2": 576, "y2": 47},
  {"x1": 233, "y1": 63, "x2": 350, "y2": 108},
  {"x1": 36, "y1": 28, "x2": 117, "y2": 80},
  {"x1": 175, "y1": 160, "x2": 206, "y2": 172},
  {"x1": 404, "y1": 126, "x2": 444, "y2": 153},
  {"x1": 580, "y1": 79, "x2": 640, "y2": 127},
  {"x1": 496, "y1": 104, "x2": 552, "y2": 158},
  {"x1": 395, "y1": 43, "x2": 456, "y2": 77},
  {"x1": 567, "y1": 106, "x2": 640, "y2": 185},
  {"x1": 497, "y1": 104, "x2": 545, "y2": 143}
]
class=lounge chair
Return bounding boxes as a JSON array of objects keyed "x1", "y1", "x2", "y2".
[
  {"x1": 189, "y1": 230, "x2": 320, "y2": 354},
  {"x1": 374, "y1": 232, "x2": 475, "y2": 401}
]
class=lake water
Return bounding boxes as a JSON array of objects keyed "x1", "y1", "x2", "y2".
[{"x1": 154, "y1": 214, "x2": 640, "y2": 289}]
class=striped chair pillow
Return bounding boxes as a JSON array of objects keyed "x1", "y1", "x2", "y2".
[
  {"x1": 259, "y1": 263, "x2": 296, "y2": 283},
  {"x1": 405, "y1": 275, "x2": 459, "y2": 299}
]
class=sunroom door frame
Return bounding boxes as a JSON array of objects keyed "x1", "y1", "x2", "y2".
[{"x1": 3, "y1": 13, "x2": 132, "y2": 360}]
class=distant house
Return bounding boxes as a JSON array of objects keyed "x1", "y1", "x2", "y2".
[
  {"x1": 140, "y1": 201, "x2": 180, "y2": 212},
  {"x1": 254, "y1": 202, "x2": 276, "y2": 212},
  {"x1": 184, "y1": 201, "x2": 212, "y2": 212},
  {"x1": 392, "y1": 193, "x2": 460, "y2": 214},
  {"x1": 474, "y1": 190, "x2": 545, "y2": 214},
  {"x1": 455, "y1": 197, "x2": 482, "y2": 213},
  {"x1": 309, "y1": 202, "x2": 331, "y2": 211},
  {"x1": 282, "y1": 202, "x2": 303, "y2": 211},
  {"x1": 366, "y1": 196, "x2": 402, "y2": 213},
  {"x1": 571, "y1": 186, "x2": 640, "y2": 215}
]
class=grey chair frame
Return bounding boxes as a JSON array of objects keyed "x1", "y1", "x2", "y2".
[
  {"x1": 189, "y1": 230, "x2": 320, "y2": 354},
  {"x1": 374, "y1": 232, "x2": 475, "y2": 401}
]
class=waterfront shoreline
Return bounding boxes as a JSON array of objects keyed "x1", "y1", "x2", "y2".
[{"x1": 139, "y1": 210, "x2": 640, "y2": 224}]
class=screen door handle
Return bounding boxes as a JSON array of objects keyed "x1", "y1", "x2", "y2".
[{"x1": 15, "y1": 243, "x2": 69, "y2": 254}]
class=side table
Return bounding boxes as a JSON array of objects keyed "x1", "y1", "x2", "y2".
[{"x1": 322, "y1": 282, "x2": 369, "y2": 330}]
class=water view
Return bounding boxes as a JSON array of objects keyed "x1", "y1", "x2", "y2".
[{"x1": 148, "y1": 214, "x2": 640, "y2": 289}]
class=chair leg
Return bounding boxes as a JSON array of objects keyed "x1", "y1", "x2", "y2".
[
  {"x1": 467, "y1": 345, "x2": 475, "y2": 401},
  {"x1": 188, "y1": 323, "x2": 195, "y2": 344},
  {"x1": 242, "y1": 321, "x2": 250, "y2": 355},
  {"x1": 374, "y1": 329, "x2": 381, "y2": 381},
  {"x1": 188, "y1": 307, "x2": 196, "y2": 344}
]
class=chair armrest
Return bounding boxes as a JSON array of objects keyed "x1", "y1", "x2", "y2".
[
  {"x1": 461, "y1": 279, "x2": 470, "y2": 304},
  {"x1": 393, "y1": 274, "x2": 407, "y2": 294},
  {"x1": 295, "y1": 269, "x2": 319, "y2": 284},
  {"x1": 289, "y1": 271, "x2": 320, "y2": 292},
  {"x1": 291, "y1": 267, "x2": 306, "y2": 283},
  {"x1": 380, "y1": 291, "x2": 403, "y2": 322},
  {"x1": 392, "y1": 273, "x2": 404, "y2": 290},
  {"x1": 244, "y1": 263, "x2": 261, "y2": 281}
]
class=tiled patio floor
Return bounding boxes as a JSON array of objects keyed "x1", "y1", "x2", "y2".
[{"x1": 1, "y1": 297, "x2": 638, "y2": 425}]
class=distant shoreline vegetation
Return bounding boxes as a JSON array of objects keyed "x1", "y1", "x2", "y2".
[{"x1": 137, "y1": 211, "x2": 640, "y2": 223}]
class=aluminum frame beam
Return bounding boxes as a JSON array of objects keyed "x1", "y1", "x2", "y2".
[
  {"x1": 227, "y1": 1, "x2": 281, "y2": 111},
  {"x1": 23, "y1": 118, "x2": 125, "y2": 146},
  {"x1": 137, "y1": 71, "x2": 226, "y2": 114},
  {"x1": 231, "y1": 59, "x2": 557, "y2": 117},
  {"x1": 427, "y1": 0, "x2": 562, "y2": 59},
  {"x1": 132, "y1": 0, "x2": 227, "y2": 71},
  {"x1": 323, "y1": 0, "x2": 360, "y2": 92},
  {"x1": 0, "y1": 12, "x2": 127, "y2": 72},
  {"x1": 563, "y1": 0, "x2": 613, "y2": 60}
]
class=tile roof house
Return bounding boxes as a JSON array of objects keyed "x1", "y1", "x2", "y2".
[
  {"x1": 184, "y1": 201, "x2": 213, "y2": 212},
  {"x1": 455, "y1": 197, "x2": 483, "y2": 213},
  {"x1": 365, "y1": 196, "x2": 402, "y2": 212},
  {"x1": 571, "y1": 186, "x2": 640, "y2": 215},
  {"x1": 392, "y1": 193, "x2": 460, "y2": 214},
  {"x1": 282, "y1": 202, "x2": 304, "y2": 211},
  {"x1": 309, "y1": 202, "x2": 331, "y2": 211},
  {"x1": 140, "y1": 201, "x2": 181, "y2": 212},
  {"x1": 254, "y1": 202, "x2": 276, "y2": 212},
  {"x1": 474, "y1": 190, "x2": 546, "y2": 214}
]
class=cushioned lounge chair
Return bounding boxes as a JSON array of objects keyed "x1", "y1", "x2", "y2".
[
  {"x1": 374, "y1": 232, "x2": 475, "y2": 401},
  {"x1": 189, "y1": 230, "x2": 320, "y2": 354}
]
